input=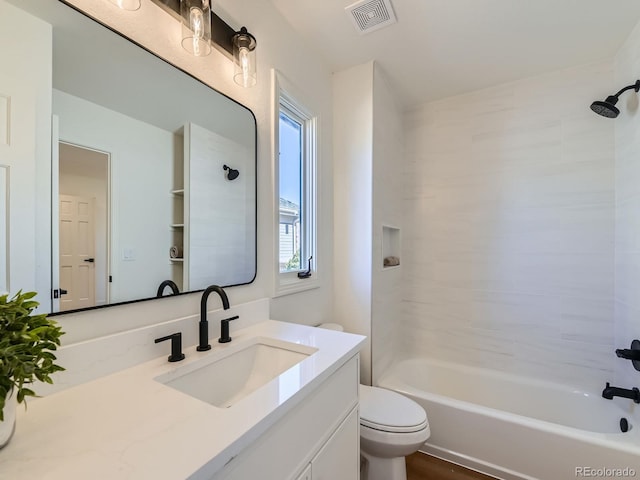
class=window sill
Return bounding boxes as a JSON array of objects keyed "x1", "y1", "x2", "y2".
[{"x1": 273, "y1": 276, "x2": 320, "y2": 298}]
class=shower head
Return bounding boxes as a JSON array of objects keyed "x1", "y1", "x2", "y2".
[
  {"x1": 590, "y1": 97, "x2": 620, "y2": 118},
  {"x1": 223, "y1": 164, "x2": 239, "y2": 181},
  {"x1": 591, "y1": 80, "x2": 640, "y2": 118}
]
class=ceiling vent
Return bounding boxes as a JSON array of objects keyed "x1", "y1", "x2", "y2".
[{"x1": 345, "y1": 0, "x2": 397, "y2": 35}]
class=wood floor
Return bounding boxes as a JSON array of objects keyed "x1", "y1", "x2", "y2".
[{"x1": 406, "y1": 452, "x2": 497, "y2": 480}]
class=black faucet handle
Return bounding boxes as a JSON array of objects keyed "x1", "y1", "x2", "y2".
[
  {"x1": 155, "y1": 332, "x2": 186, "y2": 362},
  {"x1": 615, "y1": 349, "x2": 640, "y2": 360},
  {"x1": 219, "y1": 315, "x2": 239, "y2": 344},
  {"x1": 615, "y1": 339, "x2": 640, "y2": 372}
]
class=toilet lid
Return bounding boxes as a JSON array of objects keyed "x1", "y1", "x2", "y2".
[{"x1": 359, "y1": 385, "x2": 428, "y2": 433}]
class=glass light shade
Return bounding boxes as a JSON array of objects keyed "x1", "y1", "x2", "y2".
[
  {"x1": 109, "y1": 0, "x2": 141, "y2": 11},
  {"x1": 233, "y1": 28, "x2": 257, "y2": 88},
  {"x1": 180, "y1": 0, "x2": 211, "y2": 57}
]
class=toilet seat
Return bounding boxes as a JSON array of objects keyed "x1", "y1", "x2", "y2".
[{"x1": 360, "y1": 385, "x2": 428, "y2": 433}]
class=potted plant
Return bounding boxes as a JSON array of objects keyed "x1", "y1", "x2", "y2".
[{"x1": 0, "y1": 291, "x2": 64, "y2": 448}]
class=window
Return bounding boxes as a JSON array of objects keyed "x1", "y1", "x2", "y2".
[{"x1": 274, "y1": 73, "x2": 317, "y2": 295}]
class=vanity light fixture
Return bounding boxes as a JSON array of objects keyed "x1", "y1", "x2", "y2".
[
  {"x1": 232, "y1": 27, "x2": 257, "y2": 88},
  {"x1": 148, "y1": 0, "x2": 258, "y2": 87},
  {"x1": 108, "y1": 0, "x2": 141, "y2": 11},
  {"x1": 180, "y1": 0, "x2": 211, "y2": 57}
]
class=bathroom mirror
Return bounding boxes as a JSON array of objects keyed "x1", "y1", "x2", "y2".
[{"x1": 12, "y1": 0, "x2": 257, "y2": 314}]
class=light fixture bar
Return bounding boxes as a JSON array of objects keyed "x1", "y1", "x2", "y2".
[
  {"x1": 149, "y1": 0, "x2": 235, "y2": 58},
  {"x1": 148, "y1": 0, "x2": 257, "y2": 87}
]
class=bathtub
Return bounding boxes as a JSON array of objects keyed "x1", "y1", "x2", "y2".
[{"x1": 377, "y1": 358, "x2": 640, "y2": 480}]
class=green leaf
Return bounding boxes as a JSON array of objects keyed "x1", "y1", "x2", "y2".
[{"x1": 0, "y1": 291, "x2": 65, "y2": 415}]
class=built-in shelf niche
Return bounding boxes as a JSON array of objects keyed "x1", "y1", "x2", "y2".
[
  {"x1": 382, "y1": 225, "x2": 400, "y2": 269},
  {"x1": 170, "y1": 126, "x2": 185, "y2": 291}
]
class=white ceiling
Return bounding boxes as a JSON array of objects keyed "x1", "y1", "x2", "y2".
[{"x1": 270, "y1": 0, "x2": 640, "y2": 108}]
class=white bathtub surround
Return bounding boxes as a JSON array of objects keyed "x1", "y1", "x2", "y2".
[
  {"x1": 402, "y1": 60, "x2": 616, "y2": 390},
  {"x1": 334, "y1": 62, "x2": 404, "y2": 384},
  {"x1": 614, "y1": 11, "x2": 640, "y2": 392},
  {"x1": 0, "y1": 320, "x2": 365, "y2": 479},
  {"x1": 333, "y1": 62, "x2": 374, "y2": 384},
  {"x1": 371, "y1": 66, "x2": 405, "y2": 384},
  {"x1": 379, "y1": 358, "x2": 640, "y2": 480}
]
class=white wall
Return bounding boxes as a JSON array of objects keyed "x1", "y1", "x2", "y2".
[
  {"x1": 333, "y1": 62, "x2": 405, "y2": 384},
  {"x1": 54, "y1": 89, "x2": 175, "y2": 303},
  {"x1": 334, "y1": 62, "x2": 374, "y2": 384},
  {"x1": 614, "y1": 20, "x2": 640, "y2": 389},
  {"x1": 402, "y1": 60, "x2": 616, "y2": 390},
  {"x1": 371, "y1": 65, "x2": 404, "y2": 383}
]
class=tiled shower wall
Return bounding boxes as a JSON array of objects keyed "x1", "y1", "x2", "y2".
[
  {"x1": 372, "y1": 64, "x2": 404, "y2": 383},
  {"x1": 615, "y1": 21, "x2": 640, "y2": 389},
  {"x1": 401, "y1": 60, "x2": 616, "y2": 389}
]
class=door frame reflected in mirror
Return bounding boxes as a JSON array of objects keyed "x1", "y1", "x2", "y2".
[{"x1": 54, "y1": 141, "x2": 111, "y2": 313}]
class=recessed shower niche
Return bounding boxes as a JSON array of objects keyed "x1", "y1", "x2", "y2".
[{"x1": 382, "y1": 225, "x2": 400, "y2": 269}]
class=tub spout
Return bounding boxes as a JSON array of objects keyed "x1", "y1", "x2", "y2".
[{"x1": 602, "y1": 382, "x2": 640, "y2": 403}]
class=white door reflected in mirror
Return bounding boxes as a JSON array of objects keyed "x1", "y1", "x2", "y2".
[
  {"x1": 55, "y1": 143, "x2": 109, "y2": 313},
  {"x1": 58, "y1": 194, "x2": 95, "y2": 311}
]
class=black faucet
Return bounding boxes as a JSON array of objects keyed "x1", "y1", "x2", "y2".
[
  {"x1": 602, "y1": 382, "x2": 640, "y2": 403},
  {"x1": 198, "y1": 285, "x2": 230, "y2": 351},
  {"x1": 156, "y1": 279, "x2": 179, "y2": 297}
]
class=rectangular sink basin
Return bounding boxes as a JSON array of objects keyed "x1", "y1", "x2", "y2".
[{"x1": 155, "y1": 337, "x2": 318, "y2": 408}]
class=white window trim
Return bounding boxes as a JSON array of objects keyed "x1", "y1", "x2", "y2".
[{"x1": 271, "y1": 69, "x2": 320, "y2": 298}]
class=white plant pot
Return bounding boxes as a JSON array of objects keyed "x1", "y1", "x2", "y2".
[{"x1": 0, "y1": 389, "x2": 16, "y2": 449}]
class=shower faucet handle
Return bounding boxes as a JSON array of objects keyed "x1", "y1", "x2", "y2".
[{"x1": 615, "y1": 339, "x2": 640, "y2": 372}]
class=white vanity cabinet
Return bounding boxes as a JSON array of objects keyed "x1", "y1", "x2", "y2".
[
  {"x1": 210, "y1": 355, "x2": 360, "y2": 480},
  {"x1": 303, "y1": 407, "x2": 360, "y2": 480},
  {"x1": 0, "y1": 320, "x2": 366, "y2": 480}
]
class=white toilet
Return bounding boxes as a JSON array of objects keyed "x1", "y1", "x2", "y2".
[
  {"x1": 359, "y1": 384, "x2": 430, "y2": 480},
  {"x1": 318, "y1": 324, "x2": 430, "y2": 480}
]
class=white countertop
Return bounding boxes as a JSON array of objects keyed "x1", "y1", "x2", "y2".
[{"x1": 0, "y1": 320, "x2": 365, "y2": 480}]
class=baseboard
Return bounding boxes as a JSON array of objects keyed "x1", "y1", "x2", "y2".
[{"x1": 418, "y1": 443, "x2": 535, "y2": 480}]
